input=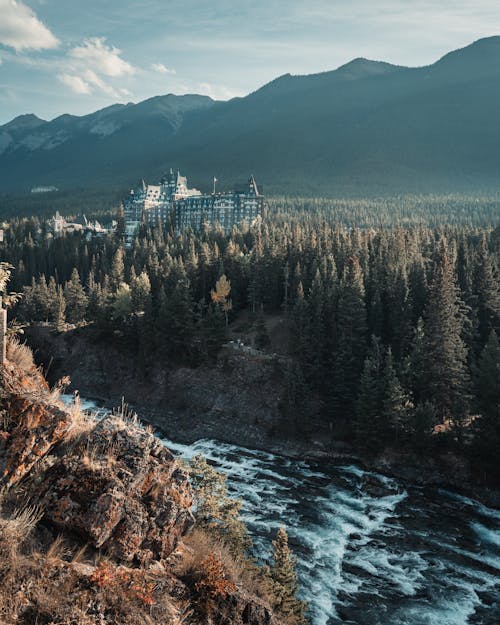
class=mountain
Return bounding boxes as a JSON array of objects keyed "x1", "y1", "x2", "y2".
[{"x1": 2, "y1": 37, "x2": 500, "y2": 196}]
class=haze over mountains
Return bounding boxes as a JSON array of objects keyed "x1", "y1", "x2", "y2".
[{"x1": 2, "y1": 36, "x2": 500, "y2": 197}]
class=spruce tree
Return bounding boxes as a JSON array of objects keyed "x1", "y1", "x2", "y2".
[
  {"x1": 474, "y1": 236, "x2": 500, "y2": 346},
  {"x1": 334, "y1": 257, "x2": 367, "y2": 420},
  {"x1": 188, "y1": 454, "x2": 250, "y2": 555},
  {"x1": 254, "y1": 308, "x2": 270, "y2": 349},
  {"x1": 64, "y1": 268, "x2": 88, "y2": 323},
  {"x1": 307, "y1": 269, "x2": 327, "y2": 390},
  {"x1": 476, "y1": 330, "x2": 500, "y2": 421},
  {"x1": 422, "y1": 246, "x2": 470, "y2": 420},
  {"x1": 269, "y1": 527, "x2": 307, "y2": 625},
  {"x1": 356, "y1": 336, "x2": 383, "y2": 447},
  {"x1": 472, "y1": 331, "x2": 500, "y2": 479},
  {"x1": 381, "y1": 347, "x2": 412, "y2": 443},
  {"x1": 111, "y1": 247, "x2": 125, "y2": 290},
  {"x1": 54, "y1": 286, "x2": 66, "y2": 332},
  {"x1": 289, "y1": 282, "x2": 310, "y2": 380}
]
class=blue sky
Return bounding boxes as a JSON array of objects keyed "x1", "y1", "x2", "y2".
[{"x1": 1, "y1": 0, "x2": 499, "y2": 124}]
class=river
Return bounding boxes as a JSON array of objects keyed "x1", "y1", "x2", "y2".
[{"x1": 67, "y1": 396, "x2": 500, "y2": 625}]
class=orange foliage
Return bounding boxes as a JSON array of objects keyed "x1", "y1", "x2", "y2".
[
  {"x1": 195, "y1": 554, "x2": 236, "y2": 612},
  {"x1": 90, "y1": 562, "x2": 155, "y2": 606},
  {"x1": 90, "y1": 562, "x2": 115, "y2": 588}
]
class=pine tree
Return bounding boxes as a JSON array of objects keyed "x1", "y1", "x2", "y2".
[
  {"x1": 54, "y1": 286, "x2": 66, "y2": 332},
  {"x1": 473, "y1": 331, "x2": 500, "y2": 479},
  {"x1": 188, "y1": 454, "x2": 250, "y2": 555},
  {"x1": 64, "y1": 268, "x2": 88, "y2": 323},
  {"x1": 111, "y1": 247, "x2": 125, "y2": 291},
  {"x1": 333, "y1": 257, "x2": 368, "y2": 420},
  {"x1": 33, "y1": 275, "x2": 51, "y2": 321},
  {"x1": 110, "y1": 283, "x2": 132, "y2": 322},
  {"x1": 356, "y1": 336, "x2": 383, "y2": 447},
  {"x1": 381, "y1": 347, "x2": 412, "y2": 443},
  {"x1": 269, "y1": 527, "x2": 307, "y2": 625},
  {"x1": 423, "y1": 245, "x2": 470, "y2": 420},
  {"x1": 131, "y1": 270, "x2": 151, "y2": 314},
  {"x1": 474, "y1": 236, "x2": 500, "y2": 346},
  {"x1": 47, "y1": 276, "x2": 58, "y2": 322}
]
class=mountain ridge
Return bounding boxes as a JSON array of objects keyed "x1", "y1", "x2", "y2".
[{"x1": 2, "y1": 36, "x2": 500, "y2": 196}]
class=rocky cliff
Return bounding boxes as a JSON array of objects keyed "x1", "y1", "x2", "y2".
[
  {"x1": 24, "y1": 324, "x2": 308, "y2": 450},
  {"x1": 0, "y1": 339, "x2": 283, "y2": 625}
]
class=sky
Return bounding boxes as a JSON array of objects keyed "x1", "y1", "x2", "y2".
[{"x1": 0, "y1": 0, "x2": 499, "y2": 124}]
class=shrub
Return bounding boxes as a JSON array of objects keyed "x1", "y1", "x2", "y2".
[
  {"x1": 6, "y1": 338, "x2": 34, "y2": 371},
  {"x1": 194, "y1": 554, "x2": 236, "y2": 617}
]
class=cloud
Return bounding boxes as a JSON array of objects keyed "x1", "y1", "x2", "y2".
[
  {"x1": 151, "y1": 62, "x2": 176, "y2": 75},
  {"x1": 58, "y1": 73, "x2": 92, "y2": 95},
  {"x1": 0, "y1": 0, "x2": 59, "y2": 51},
  {"x1": 198, "y1": 81, "x2": 243, "y2": 100},
  {"x1": 58, "y1": 37, "x2": 136, "y2": 98},
  {"x1": 70, "y1": 37, "x2": 135, "y2": 77}
]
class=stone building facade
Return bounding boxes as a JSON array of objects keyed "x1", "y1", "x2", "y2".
[{"x1": 123, "y1": 169, "x2": 263, "y2": 243}]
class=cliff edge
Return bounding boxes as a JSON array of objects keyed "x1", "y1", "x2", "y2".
[{"x1": 0, "y1": 339, "x2": 284, "y2": 625}]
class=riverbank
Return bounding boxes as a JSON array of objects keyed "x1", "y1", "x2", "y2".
[
  {"x1": 67, "y1": 391, "x2": 500, "y2": 510},
  {"x1": 25, "y1": 324, "x2": 500, "y2": 509}
]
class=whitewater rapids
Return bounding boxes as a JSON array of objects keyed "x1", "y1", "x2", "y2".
[{"x1": 67, "y1": 396, "x2": 500, "y2": 625}]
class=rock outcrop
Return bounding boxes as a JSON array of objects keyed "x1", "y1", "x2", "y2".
[
  {"x1": 37, "y1": 416, "x2": 194, "y2": 562},
  {"x1": 0, "y1": 347, "x2": 286, "y2": 625},
  {"x1": 0, "y1": 361, "x2": 71, "y2": 486},
  {"x1": 0, "y1": 360, "x2": 194, "y2": 562}
]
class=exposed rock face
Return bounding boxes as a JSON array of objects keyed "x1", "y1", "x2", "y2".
[
  {"x1": 0, "y1": 353, "x2": 286, "y2": 625},
  {"x1": 0, "y1": 360, "x2": 194, "y2": 563},
  {"x1": 0, "y1": 362, "x2": 71, "y2": 486},
  {"x1": 222, "y1": 590, "x2": 279, "y2": 625},
  {"x1": 0, "y1": 396, "x2": 71, "y2": 486},
  {"x1": 24, "y1": 326, "x2": 292, "y2": 448},
  {"x1": 37, "y1": 416, "x2": 194, "y2": 562}
]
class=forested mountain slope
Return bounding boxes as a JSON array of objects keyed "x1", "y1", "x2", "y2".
[{"x1": 2, "y1": 37, "x2": 500, "y2": 195}]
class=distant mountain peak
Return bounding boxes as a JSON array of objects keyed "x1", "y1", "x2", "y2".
[
  {"x1": 429, "y1": 35, "x2": 500, "y2": 79},
  {"x1": 336, "y1": 57, "x2": 403, "y2": 78},
  {"x1": 2, "y1": 36, "x2": 500, "y2": 195},
  {"x1": 2, "y1": 113, "x2": 46, "y2": 131}
]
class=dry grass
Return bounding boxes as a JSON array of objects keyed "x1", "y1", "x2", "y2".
[
  {"x1": 7, "y1": 504, "x2": 44, "y2": 545},
  {"x1": 63, "y1": 398, "x2": 95, "y2": 442},
  {"x1": 5, "y1": 338, "x2": 34, "y2": 372},
  {"x1": 45, "y1": 535, "x2": 69, "y2": 563},
  {"x1": 112, "y1": 399, "x2": 141, "y2": 428},
  {"x1": 175, "y1": 528, "x2": 271, "y2": 603},
  {"x1": 0, "y1": 511, "x2": 185, "y2": 625}
]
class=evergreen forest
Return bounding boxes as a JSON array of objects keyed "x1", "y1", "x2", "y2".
[{"x1": 1, "y1": 197, "x2": 499, "y2": 483}]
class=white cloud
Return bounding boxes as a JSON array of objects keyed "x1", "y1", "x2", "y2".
[
  {"x1": 58, "y1": 73, "x2": 91, "y2": 95},
  {"x1": 198, "y1": 81, "x2": 243, "y2": 100},
  {"x1": 58, "y1": 37, "x2": 136, "y2": 98},
  {"x1": 0, "y1": 0, "x2": 59, "y2": 51},
  {"x1": 151, "y1": 62, "x2": 176, "y2": 75},
  {"x1": 70, "y1": 37, "x2": 135, "y2": 77},
  {"x1": 82, "y1": 69, "x2": 130, "y2": 98}
]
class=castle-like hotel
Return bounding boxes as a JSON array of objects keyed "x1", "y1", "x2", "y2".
[{"x1": 124, "y1": 169, "x2": 264, "y2": 242}]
